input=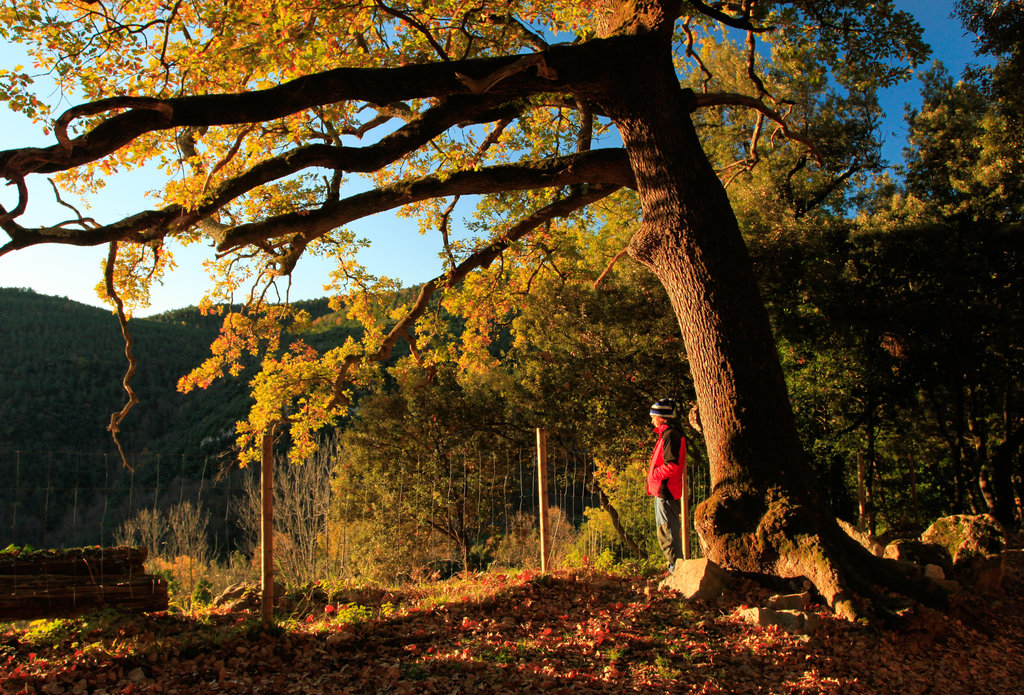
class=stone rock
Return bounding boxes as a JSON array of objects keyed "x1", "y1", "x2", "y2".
[
  {"x1": 659, "y1": 558, "x2": 731, "y2": 601},
  {"x1": 923, "y1": 563, "x2": 945, "y2": 581},
  {"x1": 765, "y1": 592, "x2": 811, "y2": 611},
  {"x1": 214, "y1": 581, "x2": 286, "y2": 610},
  {"x1": 837, "y1": 518, "x2": 885, "y2": 557},
  {"x1": 922, "y1": 514, "x2": 1006, "y2": 557},
  {"x1": 734, "y1": 606, "x2": 821, "y2": 635},
  {"x1": 921, "y1": 514, "x2": 1007, "y2": 593},
  {"x1": 883, "y1": 539, "x2": 953, "y2": 575}
]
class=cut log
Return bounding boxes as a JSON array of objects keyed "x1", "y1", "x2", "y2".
[
  {"x1": 0, "y1": 575, "x2": 169, "y2": 620},
  {"x1": 0, "y1": 546, "x2": 168, "y2": 619},
  {"x1": 0, "y1": 546, "x2": 148, "y2": 577}
]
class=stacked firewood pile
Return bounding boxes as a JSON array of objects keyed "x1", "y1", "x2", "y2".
[{"x1": 0, "y1": 546, "x2": 168, "y2": 620}]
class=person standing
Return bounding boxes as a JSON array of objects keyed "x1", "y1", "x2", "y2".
[{"x1": 646, "y1": 398, "x2": 686, "y2": 574}]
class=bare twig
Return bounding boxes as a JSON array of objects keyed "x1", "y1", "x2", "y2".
[
  {"x1": 374, "y1": 0, "x2": 450, "y2": 61},
  {"x1": 158, "y1": 0, "x2": 184, "y2": 69},
  {"x1": 593, "y1": 247, "x2": 630, "y2": 288},
  {"x1": 104, "y1": 242, "x2": 140, "y2": 470},
  {"x1": 42, "y1": 179, "x2": 107, "y2": 234},
  {"x1": 476, "y1": 117, "x2": 512, "y2": 158},
  {"x1": 439, "y1": 196, "x2": 460, "y2": 269},
  {"x1": 682, "y1": 20, "x2": 714, "y2": 94},
  {"x1": 696, "y1": 92, "x2": 822, "y2": 162},
  {"x1": 201, "y1": 125, "x2": 255, "y2": 195}
]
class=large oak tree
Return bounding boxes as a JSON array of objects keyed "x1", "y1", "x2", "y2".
[{"x1": 0, "y1": 0, "x2": 940, "y2": 617}]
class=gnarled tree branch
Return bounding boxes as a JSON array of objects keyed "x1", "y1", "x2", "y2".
[
  {"x1": 1, "y1": 40, "x2": 631, "y2": 181},
  {"x1": 0, "y1": 95, "x2": 567, "y2": 254},
  {"x1": 104, "y1": 242, "x2": 140, "y2": 469},
  {"x1": 218, "y1": 148, "x2": 634, "y2": 253}
]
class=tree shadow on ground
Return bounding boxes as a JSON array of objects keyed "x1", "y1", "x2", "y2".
[{"x1": 5, "y1": 560, "x2": 1024, "y2": 694}]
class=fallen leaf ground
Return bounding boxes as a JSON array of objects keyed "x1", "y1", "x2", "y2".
[{"x1": 3, "y1": 549, "x2": 1023, "y2": 694}]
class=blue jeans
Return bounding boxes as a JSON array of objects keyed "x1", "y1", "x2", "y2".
[{"x1": 655, "y1": 496, "x2": 683, "y2": 570}]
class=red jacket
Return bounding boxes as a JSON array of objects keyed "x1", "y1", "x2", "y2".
[{"x1": 646, "y1": 423, "x2": 685, "y2": 499}]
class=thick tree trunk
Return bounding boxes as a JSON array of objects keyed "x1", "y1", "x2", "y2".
[
  {"x1": 593, "y1": 21, "x2": 944, "y2": 618},
  {"x1": 985, "y1": 420, "x2": 1024, "y2": 529}
]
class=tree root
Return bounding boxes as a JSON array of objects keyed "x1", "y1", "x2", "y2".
[{"x1": 694, "y1": 482, "x2": 948, "y2": 623}]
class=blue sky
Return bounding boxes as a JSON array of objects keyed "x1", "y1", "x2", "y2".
[{"x1": 0, "y1": 1, "x2": 978, "y2": 316}]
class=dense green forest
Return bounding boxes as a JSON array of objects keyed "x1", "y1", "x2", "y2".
[
  {"x1": 1, "y1": 288, "x2": 237, "y2": 455},
  {"x1": 0, "y1": 290, "x2": 376, "y2": 456}
]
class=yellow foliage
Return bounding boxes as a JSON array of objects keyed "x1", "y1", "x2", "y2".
[{"x1": 150, "y1": 554, "x2": 207, "y2": 585}]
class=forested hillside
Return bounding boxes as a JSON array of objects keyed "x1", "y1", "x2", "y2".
[
  {"x1": 1, "y1": 288, "x2": 236, "y2": 455},
  {"x1": 0, "y1": 289, "x2": 381, "y2": 549},
  {"x1": 0, "y1": 288, "x2": 365, "y2": 456}
]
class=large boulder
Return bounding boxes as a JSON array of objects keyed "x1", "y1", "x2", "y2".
[
  {"x1": 921, "y1": 515, "x2": 1007, "y2": 593},
  {"x1": 733, "y1": 606, "x2": 821, "y2": 635},
  {"x1": 883, "y1": 539, "x2": 954, "y2": 576},
  {"x1": 659, "y1": 558, "x2": 731, "y2": 601}
]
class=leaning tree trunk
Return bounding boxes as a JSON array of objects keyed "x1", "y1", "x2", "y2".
[{"x1": 593, "y1": 13, "x2": 944, "y2": 619}]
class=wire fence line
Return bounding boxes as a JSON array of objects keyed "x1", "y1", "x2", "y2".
[
  {"x1": 0, "y1": 449, "x2": 251, "y2": 555},
  {"x1": 0, "y1": 441, "x2": 709, "y2": 580}
]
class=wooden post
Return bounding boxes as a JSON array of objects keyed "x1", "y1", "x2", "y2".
[
  {"x1": 537, "y1": 428, "x2": 550, "y2": 572},
  {"x1": 681, "y1": 451, "x2": 691, "y2": 560},
  {"x1": 857, "y1": 452, "x2": 866, "y2": 534},
  {"x1": 260, "y1": 427, "x2": 276, "y2": 627}
]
